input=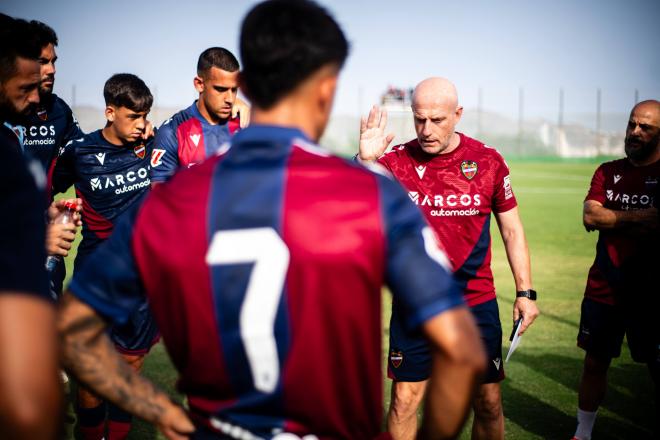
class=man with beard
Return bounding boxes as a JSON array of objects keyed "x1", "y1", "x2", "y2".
[
  {"x1": 0, "y1": 13, "x2": 61, "y2": 438},
  {"x1": 22, "y1": 20, "x2": 84, "y2": 300},
  {"x1": 573, "y1": 99, "x2": 660, "y2": 440}
]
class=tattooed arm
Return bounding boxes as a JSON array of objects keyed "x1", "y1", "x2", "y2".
[{"x1": 57, "y1": 292, "x2": 195, "y2": 440}]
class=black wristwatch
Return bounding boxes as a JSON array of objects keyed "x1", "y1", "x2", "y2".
[{"x1": 516, "y1": 289, "x2": 537, "y2": 300}]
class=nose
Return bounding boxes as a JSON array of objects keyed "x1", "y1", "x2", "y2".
[
  {"x1": 136, "y1": 118, "x2": 146, "y2": 130},
  {"x1": 27, "y1": 88, "x2": 40, "y2": 105},
  {"x1": 225, "y1": 89, "x2": 236, "y2": 103},
  {"x1": 422, "y1": 119, "x2": 433, "y2": 136}
]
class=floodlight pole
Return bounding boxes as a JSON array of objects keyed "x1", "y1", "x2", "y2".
[
  {"x1": 596, "y1": 88, "x2": 602, "y2": 156},
  {"x1": 517, "y1": 86, "x2": 524, "y2": 156}
]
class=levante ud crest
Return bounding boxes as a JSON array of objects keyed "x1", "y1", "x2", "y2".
[
  {"x1": 390, "y1": 350, "x2": 403, "y2": 368},
  {"x1": 134, "y1": 143, "x2": 146, "y2": 159},
  {"x1": 461, "y1": 160, "x2": 478, "y2": 180}
]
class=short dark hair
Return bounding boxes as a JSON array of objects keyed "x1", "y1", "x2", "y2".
[
  {"x1": 30, "y1": 20, "x2": 58, "y2": 48},
  {"x1": 240, "y1": 0, "x2": 349, "y2": 109},
  {"x1": 0, "y1": 14, "x2": 42, "y2": 83},
  {"x1": 196, "y1": 47, "x2": 240, "y2": 77},
  {"x1": 103, "y1": 73, "x2": 153, "y2": 112}
]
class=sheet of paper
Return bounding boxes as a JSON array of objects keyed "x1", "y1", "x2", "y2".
[{"x1": 505, "y1": 318, "x2": 524, "y2": 362}]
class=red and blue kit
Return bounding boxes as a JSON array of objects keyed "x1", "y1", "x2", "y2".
[
  {"x1": 150, "y1": 101, "x2": 240, "y2": 183},
  {"x1": 379, "y1": 133, "x2": 516, "y2": 383},
  {"x1": 69, "y1": 125, "x2": 463, "y2": 438},
  {"x1": 378, "y1": 132, "x2": 517, "y2": 307},
  {"x1": 583, "y1": 158, "x2": 660, "y2": 305},
  {"x1": 53, "y1": 129, "x2": 157, "y2": 354}
]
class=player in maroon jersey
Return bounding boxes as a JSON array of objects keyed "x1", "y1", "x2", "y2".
[
  {"x1": 358, "y1": 77, "x2": 540, "y2": 440},
  {"x1": 572, "y1": 100, "x2": 659, "y2": 440},
  {"x1": 56, "y1": 2, "x2": 487, "y2": 439}
]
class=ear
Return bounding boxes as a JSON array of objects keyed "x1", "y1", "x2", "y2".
[
  {"x1": 105, "y1": 105, "x2": 116, "y2": 123},
  {"x1": 193, "y1": 75, "x2": 204, "y2": 94},
  {"x1": 455, "y1": 105, "x2": 464, "y2": 124},
  {"x1": 318, "y1": 73, "x2": 338, "y2": 114}
]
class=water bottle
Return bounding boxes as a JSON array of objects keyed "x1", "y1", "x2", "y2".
[{"x1": 45, "y1": 201, "x2": 77, "y2": 272}]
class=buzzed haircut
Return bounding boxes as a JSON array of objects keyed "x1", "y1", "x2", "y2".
[
  {"x1": 196, "y1": 47, "x2": 240, "y2": 77},
  {"x1": 0, "y1": 14, "x2": 42, "y2": 83},
  {"x1": 103, "y1": 73, "x2": 153, "y2": 113},
  {"x1": 240, "y1": 0, "x2": 349, "y2": 109},
  {"x1": 30, "y1": 20, "x2": 59, "y2": 48}
]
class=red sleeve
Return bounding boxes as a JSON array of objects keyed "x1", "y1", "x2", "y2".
[
  {"x1": 376, "y1": 153, "x2": 394, "y2": 173},
  {"x1": 491, "y1": 151, "x2": 517, "y2": 213},
  {"x1": 585, "y1": 164, "x2": 606, "y2": 204}
]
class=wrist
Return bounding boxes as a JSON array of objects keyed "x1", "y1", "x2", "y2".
[{"x1": 516, "y1": 289, "x2": 537, "y2": 300}]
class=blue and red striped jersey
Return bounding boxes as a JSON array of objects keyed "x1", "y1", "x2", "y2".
[
  {"x1": 378, "y1": 133, "x2": 517, "y2": 307},
  {"x1": 52, "y1": 129, "x2": 152, "y2": 264},
  {"x1": 150, "y1": 101, "x2": 240, "y2": 182},
  {"x1": 69, "y1": 125, "x2": 462, "y2": 439}
]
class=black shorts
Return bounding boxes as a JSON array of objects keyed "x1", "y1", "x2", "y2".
[
  {"x1": 388, "y1": 298, "x2": 504, "y2": 383},
  {"x1": 577, "y1": 297, "x2": 658, "y2": 363}
]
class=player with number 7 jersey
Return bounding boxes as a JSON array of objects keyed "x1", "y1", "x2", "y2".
[{"x1": 66, "y1": 123, "x2": 473, "y2": 438}]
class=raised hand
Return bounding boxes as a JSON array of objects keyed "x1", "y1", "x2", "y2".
[{"x1": 358, "y1": 105, "x2": 395, "y2": 162}]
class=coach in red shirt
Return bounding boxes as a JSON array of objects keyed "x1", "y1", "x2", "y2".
[
  {"x1": 572, "y1": 99, "x2": 660, "y2": 440},
  {"x1": 358, "y1": 77, "x2": 540, "y2": 440}
]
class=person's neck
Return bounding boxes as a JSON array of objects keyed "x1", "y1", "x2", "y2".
[
  {"x1": 101, "y1": 125, "x2": 127, "y2": 146},
  {"x1": 438, "y1": 132, "x2": 461, "y2": 155},
  {"x1": 196, "y1": 99, "x2": 227, "y2": 126},
  {"x1": 251, "y1": 101, "x2": 319, "y2": 142}
]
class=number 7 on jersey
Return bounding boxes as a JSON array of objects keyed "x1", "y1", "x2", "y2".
[{"x1": 206, "y1": 227, "x2": 290, "y2": 393}]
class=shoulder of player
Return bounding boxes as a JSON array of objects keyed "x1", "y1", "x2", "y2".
[
  {"x1": 460, "y1": 134, "x2": 510, "y2": 168},
  {"x1": 159, "y1": 105, "x2": 198, "y2": 130},
  {"x1": 50, "y1": 94, "x2": 73, "y2": 113}
]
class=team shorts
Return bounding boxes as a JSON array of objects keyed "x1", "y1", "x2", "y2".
[
  {"x1": 110, "y1": 299, "x2": 160, "y2": 356},
  {"x1": 388, "y1": 298, "x2": 504, "y2": 383},
  {"x1": 76, "y1": 249, "x2": 159, "y2": 355},
  {"x1": 577, "y1": 297, "x2": 658, "y2": 363}
]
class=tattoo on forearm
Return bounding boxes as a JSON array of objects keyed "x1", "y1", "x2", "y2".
[{"x1": 60, "y1": 311, "x2": 169, "y2": 423}]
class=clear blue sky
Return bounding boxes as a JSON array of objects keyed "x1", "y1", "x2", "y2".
[{"x1": 3, "y1": 0, "x2": 659, "y2": 119}]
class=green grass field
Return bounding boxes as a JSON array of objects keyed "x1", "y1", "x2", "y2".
[{"x1": 59, "y1": 160, "x2": 654, "y2": 439}]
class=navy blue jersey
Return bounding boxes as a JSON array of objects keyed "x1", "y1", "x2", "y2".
[
  {"x1": 19, "y1": 93, "x2": 83, "y2": 198},
  {"x1": 150, "y1": 101, "x2": 240, "y2": 182},
  {"x1": 53, "y1": 129, "x2": 152, "y2": 263},
  {"x1": 69, "y1": 125, "x2": 462, "y2": 438},
  {"x1": 0, "y1": 124, "x2": 49, "y2": 300}
]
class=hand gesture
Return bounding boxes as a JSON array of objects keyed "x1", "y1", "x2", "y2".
[{"x1": 358, "y1": 105, "x2": 394, "y2": 162}]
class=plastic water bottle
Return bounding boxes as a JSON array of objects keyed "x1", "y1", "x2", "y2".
[{"x1": 45, "y1": 201, "x2": 77, "y2": 272}]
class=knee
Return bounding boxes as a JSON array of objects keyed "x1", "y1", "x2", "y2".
[
  {"x1": 473, "y1": 391, "x2": 502, "y2": 422},
  {"x1": 583, "y1": 353, "x2": 610, "y2": 376},
  {"x1": 390, "y1": 382, "x2": 426, "y2": 419}
]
